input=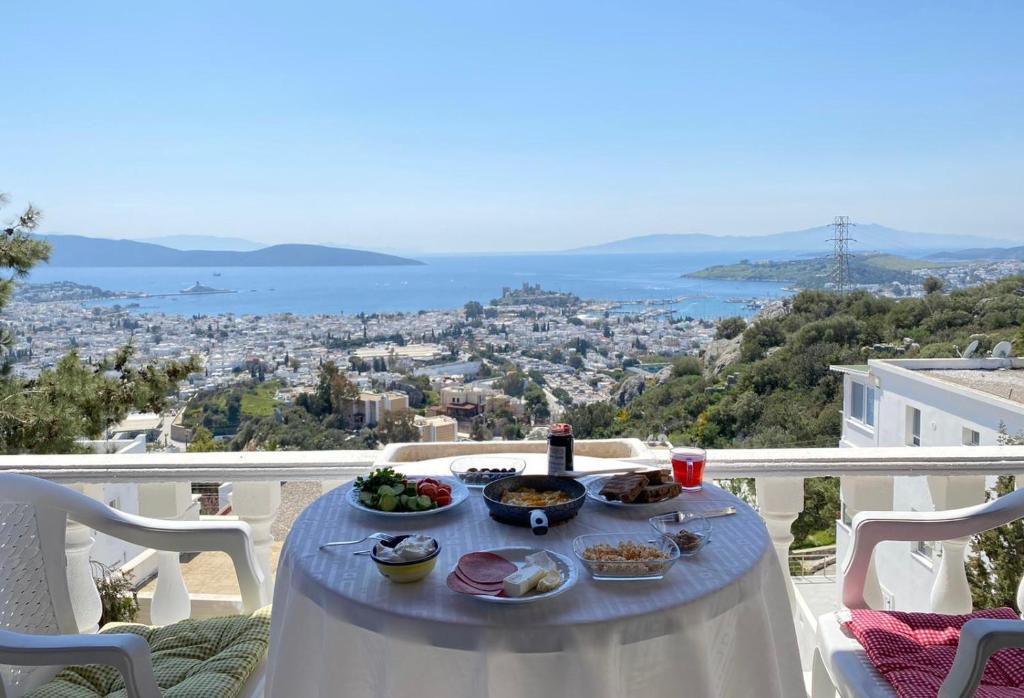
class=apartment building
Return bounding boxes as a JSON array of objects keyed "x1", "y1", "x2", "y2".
[
  {"x1": 831, "y1": 356, "x2": 1024, "y2": 611},
  {"x1": 353, "y1": 391, "x2": 410, "y2": 427},
  {"x1": 414, "y1": 414, "x2": 458, "y2": 442},
  {"x1": 439, "y1": 385, "x2": 525, "y2": 419}
]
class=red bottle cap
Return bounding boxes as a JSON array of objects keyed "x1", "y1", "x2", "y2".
[{"x1": 550, "y1": 423, "x2": 573, "y2": 436}]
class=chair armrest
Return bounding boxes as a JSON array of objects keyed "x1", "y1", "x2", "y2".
[
  {"x1": 85, "y1": 512, "x2": 267, "y2": 613},
  {"x1": 15, "y1": 474, "x2": 267, "y2": 612},
  {"x1": 843, "y1": 488, "x2": 1024, "y2": 609},
  {"x1": 0, "y1": 629, "x2": 161, "y2": 698},
  {"x1": 938, "y1": 618, "x2": 1024, "y2": 698}
]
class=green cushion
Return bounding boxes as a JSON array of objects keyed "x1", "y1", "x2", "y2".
[{"x1": 25, "y1": 606, "x2": 271, "y2": 698}]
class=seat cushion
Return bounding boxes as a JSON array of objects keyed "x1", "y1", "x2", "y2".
[
  {"x1": 25, "y1": 606, "x2": 271, "y2": 698},
  {"x1": 845, "y1": 607, "x2": 1024, "y2": 698},
  {"x1": 817, "y1": 611, "x2": 899, "y2": 698}
]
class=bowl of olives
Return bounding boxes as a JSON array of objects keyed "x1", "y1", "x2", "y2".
[{"x1": 449, "y1": 456, "x2": 526, "y2": 488}]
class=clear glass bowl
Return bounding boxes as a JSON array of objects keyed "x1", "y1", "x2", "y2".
[
  {"x1": 449, "y1": 455, "x2": 526, "y2": 488},
  {"x1": 572, "y1": 533, "x2": 680, "y2": 581},
  {"x1": 648, "y1": 512, "x2": 712, "y2": 557}
]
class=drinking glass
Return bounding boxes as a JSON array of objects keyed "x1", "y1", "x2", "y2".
[{"x1": 670, "y1": 446, "x2": 706, "y2": 491}]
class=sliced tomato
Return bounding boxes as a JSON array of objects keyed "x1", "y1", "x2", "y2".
[
  {"x1": 437, "y1": 484, "x2": 452, "y2": 495},
  {"x1": 434, "y1": 493, "x2": 452, "y2": 507},
  {"x1": 418, "y1": 483, "x2": 439, "y2": 499},
  {"x1": 420, "y1": 477, "x2": 442, "y2": 487}
]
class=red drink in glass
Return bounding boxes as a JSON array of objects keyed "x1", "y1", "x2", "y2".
[{"x1": 670, "y1": 447, "x2": 707, "y2": 491}]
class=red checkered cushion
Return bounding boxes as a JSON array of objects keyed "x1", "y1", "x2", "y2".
[{"x1": 844, "y1": 607, "x2": 1024, "y2": 698}]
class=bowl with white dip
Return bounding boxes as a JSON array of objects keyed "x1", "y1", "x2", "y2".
[{"x1": 370, "y1": 534, "x2": 441, "y2": 583}]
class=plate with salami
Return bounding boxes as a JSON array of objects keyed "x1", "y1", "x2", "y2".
[{"x1": 446, "y1": 547, "x2": 578, "y2": 604}]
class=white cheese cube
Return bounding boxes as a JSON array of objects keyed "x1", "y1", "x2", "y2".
[
  {"x1": 502, "y1": 564, "x2": 546, "y2": 597},
  {"x1": 525, "y1": 551, "x2": 557, "y2": 572}
]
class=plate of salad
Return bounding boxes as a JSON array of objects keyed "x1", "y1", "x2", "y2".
[{"x1": 347, "y1": 467, "x2": 470, "y2": 517}]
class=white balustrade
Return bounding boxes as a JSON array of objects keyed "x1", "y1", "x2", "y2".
[
  {"x1": 926, "y1": 475, "x2": 986, "y2": 614},
  {"x1": 839, "y1": 475, "x2": 894, "y2": 610},
  {"x1": 138, "y1": 482, "x2": 198, "y2": 625},
  {"x1": 756, "y1": 476, "x2": 804, "y2": 605},
  {"x1": 65, "y1": 485, "x2": 104, "y2": 634},
  {"x1": 230, "y1": 481, "x2": 282, "y2": 598}
]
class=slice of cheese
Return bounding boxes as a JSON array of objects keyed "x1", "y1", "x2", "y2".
[{"x1": 502, "y1": 564, "x2": 546, "y2": 597}]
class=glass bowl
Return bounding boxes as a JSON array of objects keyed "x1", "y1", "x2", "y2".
[
  {"x1": 449, "y1": 455, "x2": 526, "y2": 488},
  {"x1": 572, "y1": 533, "x2": 680, "y2": 581},
  {"x1": 648, "y1": 512, "x2": 712, "y2": 557}
]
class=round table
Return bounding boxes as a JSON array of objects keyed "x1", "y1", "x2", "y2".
[{"x1": 265, "y1": 455, "x2": 803, "y2": 698}]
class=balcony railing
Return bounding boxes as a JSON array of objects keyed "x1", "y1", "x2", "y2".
[{"x1": 4, "y1": 442, "x2": 1024, "y2": 682}]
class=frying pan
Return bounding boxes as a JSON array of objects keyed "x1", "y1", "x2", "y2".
[{"x1": 482, "y1": 475, "x2": 586, "y2": 535}]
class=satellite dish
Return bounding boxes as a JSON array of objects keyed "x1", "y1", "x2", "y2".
[
  {"x1": 961, "y1": 340, "x2": 980, "y2": 359},
  {"x1": 992, "y1": 341, "x2": 1013, "y2": 358}
]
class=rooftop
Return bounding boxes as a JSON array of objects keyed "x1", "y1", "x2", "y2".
[{"x1": 922, "y1": 368, "x2": 1024, "y2": 406}]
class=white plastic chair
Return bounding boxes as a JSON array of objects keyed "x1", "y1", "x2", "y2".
[
  {"x1": 812, "y1": 486, "x2": 1024, "y2": 698},
  {"x1": 0, "y1": 473, "x2": 267, "y2": 698}
]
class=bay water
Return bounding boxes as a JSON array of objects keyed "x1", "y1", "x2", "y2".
[{"x1": 25, "y1": 252, "x2": 792, "y2": 319}]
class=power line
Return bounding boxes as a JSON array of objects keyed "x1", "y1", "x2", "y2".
[{"x1": 827, "y1": 216, "x2": 856, "y2": 294}]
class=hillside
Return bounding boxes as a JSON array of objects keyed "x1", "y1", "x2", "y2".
[
  {"x1": 36, "y1": 234, "x2": 424, "y2": 267},
  {"x1": 686, "y1": 253, "x2": 940, "y2": 287},
  {"x1": 928, "y1": 246, "x2": 1024, "y2": 262},
  {"x1": 570, "y1": 224, "x2": 1008, "y2": 255},
  {"x1": 566, "y1": 276, "x2": 1024, "y2": 451}
]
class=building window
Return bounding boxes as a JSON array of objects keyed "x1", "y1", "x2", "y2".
[
  {"x1": 963, "y1": 428, "x2": 980, "y2": 446},
  {"x1": 865, "y1": 386, "x2": 876, "y2": 426},
  {"x1": 907, "y1": 407, "x2": 921, "y2": 446},
  {"x1": 849, "y1": 381, "x2": 875, "y2": 427},
  {"x1": 851, "y1": 382, "x2": 865, "y2": 421}
]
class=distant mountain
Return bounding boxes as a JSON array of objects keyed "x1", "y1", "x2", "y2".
[
  {"x1": 36, "y1": 234, "x2": 423, "y2": 267},
  {"x1": 570, "y1": 224, "x2": 1010, "y2": 255},
  {"x1": 135, "y1": 234, "x2": 265, "y2": 251},
  {"x1": 927, "y1": 246, "x2": 1024, "y2": 261}
]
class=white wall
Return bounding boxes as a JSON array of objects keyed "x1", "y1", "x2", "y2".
[{"x1": 835, "y1": 360, "x2": 1024, "y2": 611}]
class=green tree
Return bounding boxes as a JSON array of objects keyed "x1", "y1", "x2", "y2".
[
  {"x1": 0, "y1": 193, "x2": 199, "y2": 453},
  {"x1": 523, "y1": 383, "x2": 550, "y2": 422},
  {"x1": 464, "y1": 301, "x2": 484, "y2": 319},
  {"x1": 716, "y1": 316, "x2": 746, "y2": 340},
  {"x1": 469, "y1": 419, "x2": 491, "y2": 441},
  {"x1": 187, "y1": 426, "x2": 225, "y2": 453},
  {"x1": 967, "y1": 428, "x2": 1024, "y2": 610},
  {"x1": 496, "y1": 369, "x2": 527, "y2": 397},
  {"x1": 376, "y1": 409, "x2": 421, "y2": 445},
  {"x1": 923, "y1": 276, "x2": 944, "y2": 295}
]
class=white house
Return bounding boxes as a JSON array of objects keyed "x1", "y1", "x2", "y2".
[{"x1": 831, "y1": 356, "x2": 1024, "y2": 611}]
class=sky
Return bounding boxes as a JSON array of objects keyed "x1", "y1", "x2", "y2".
[{"x1": 3, "y1": 1, "x2": 1023, "y2": 253}]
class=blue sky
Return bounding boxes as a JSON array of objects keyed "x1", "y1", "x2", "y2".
[{"x1": 3, "y1": 1, "x2": 1022, "y2": 252}]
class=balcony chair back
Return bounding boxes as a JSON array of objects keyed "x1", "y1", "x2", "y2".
[{"x1": 0, "y1": 475, "x2": 92, "y2": 695}]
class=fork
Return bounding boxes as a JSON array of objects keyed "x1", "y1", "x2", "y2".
[{"x1": 319, "y1": 532, "x2": 399, "y2": 551}]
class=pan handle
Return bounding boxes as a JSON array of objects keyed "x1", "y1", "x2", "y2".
[{"x1": 529, "y1": 509, "x2": 549, "y2": 535}]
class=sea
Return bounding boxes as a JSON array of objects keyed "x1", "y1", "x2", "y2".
[{"x1": 24, "y1": 252, "x2": 792, "y2": 320}]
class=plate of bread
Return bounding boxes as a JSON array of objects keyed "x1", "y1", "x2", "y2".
[{"x1": 585, "y1": 470, "x2": 683, "y2": 508}]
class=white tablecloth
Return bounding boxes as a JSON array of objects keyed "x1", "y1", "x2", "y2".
[{"x1": 265, "y1": 456, "x2": 803, "y2": 698}]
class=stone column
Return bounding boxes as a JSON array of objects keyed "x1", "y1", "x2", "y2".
[
  {"x1": 231, "y1": 481, "x2": 281, "y2": 598},
  {"x1": 840, "y1": 476, "x2": 894, "y2": 609},
  {"x1": 756, "y1": 476, "x2": 805, "y2": 607},
  {"x1": 927, "y1": 475, "x2": 985, "y2": 614},
  {"x1": 138, "y1": 482, "x2": 196, "y2": 625}
]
